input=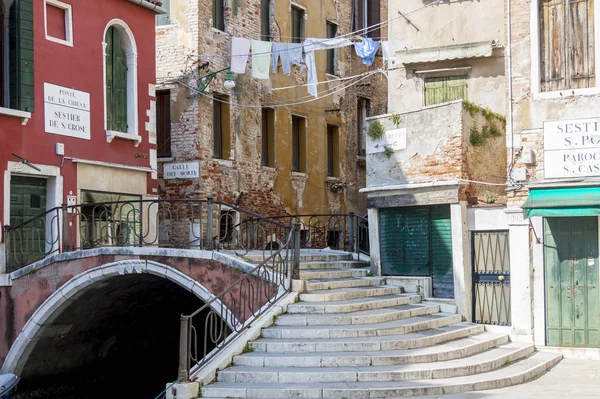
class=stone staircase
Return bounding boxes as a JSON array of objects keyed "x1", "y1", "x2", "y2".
[{"x1": 202, "y1": 251, "x2": 561, "y2": 398}]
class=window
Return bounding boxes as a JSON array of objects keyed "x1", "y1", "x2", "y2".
[
  {"x1": 291, "y1": 115, "x2": 306, "y2": 172},
  {"x1": 261, "y1": 0, "x2": 271, "y2": 41},
  {"x1": 157, "y1": 91, "x2": 171, "y2": 158},
  {"x1": 327, "y1": 125, "x2": 339, "y2": 177},
  {"x1": 353, "y1": 0, "x2": 380, "y2": 39},
  {"x1": 213, "y1": 94, "x2": 231, "y2": 159},
  {"x1": 357, "y1": 97, "x2": 370, "y2": 156},
  {"x1": 213, "y1": 0, "x2": 225, "y2": 31},
  {"x1": 326, "y1": 21, "x2": 337, "y2": 75},
  {"x1": 219, "y1": 210, "x2": 237, "y2": 243},
  {"x1": 44, "y1": 0, "x2": 73, "y2": 46},
  {"x1": 539, "y1": 0, "x2": 596, "y2": 92},
  {"x1": 156, "y1": 0, "x2": 170, "y2": 26},
  {"x1": 103, "y1": 21, "x2": 138, "y2": 139},
  {"x1": 1, "y1": 0, "x2": 34, "y2": 111},
  {"x1": 105, "y1": 27, "x2": 128, "y2": 133},
  {"x1": 291, "y1": 6, "x2": 305, "y2": 43},
  {"x1": 262, "y1": 108, "x2": 275, "y2": 167},
  {"x1": 424, "y1": 76, "x2": 467, "y2": 106}
]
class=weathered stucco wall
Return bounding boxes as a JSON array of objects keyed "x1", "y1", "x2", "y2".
[
  {"x1": 388, "y1": 0, "x2": 505, "y2": 114},
  {"x1": 156, "y1": 0, "x2": 388, "y2": 217},
  {"x1": 507, "y1": 0, "x2": 600, "y2": 207},
  {"x1": 366, "y1": 101, "x2": 506, "y2": 203}
]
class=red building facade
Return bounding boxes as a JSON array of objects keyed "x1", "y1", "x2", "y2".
[{"x1": 0, "y1": 0, "x2": 165, "y2": 272}]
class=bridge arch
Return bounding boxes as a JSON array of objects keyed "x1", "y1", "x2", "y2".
[{"x1": 1, "y1": 259, "x2": 237, "y2": 376}]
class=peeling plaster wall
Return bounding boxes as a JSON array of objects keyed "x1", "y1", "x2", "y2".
[
  {"x1": 155, "y1": 0, "x2": 387, "y2": 217},
  {"x1": 388, "y1": 0, "x2": 505, "y2": 114}
]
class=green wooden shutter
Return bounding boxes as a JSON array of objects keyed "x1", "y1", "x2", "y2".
[
  {"x1": 430, "y1": 205, "x2": 454, "y2": 298},
  {"x1": 424, "y1": 76, "x2": 467, "y2": 106},
  {"x1": 380, "y1": 207, "x2": 431, "y2": 276},
  {"x1": 105, "y1": 27, "x2": 127, "y2": 132},
  {"x1": 8, "y1": 0, "x2": 34, "y2": 112},
  {"x1": 156, "y1": 0, "x2": 170, "y2": 26}
]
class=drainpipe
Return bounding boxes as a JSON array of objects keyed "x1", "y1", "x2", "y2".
[
  {"x1": 125, "y1": 0, "x2": 168, "y2": 14},
  {"x1": 506, "y1": 0, "x2": 515, "y2": 184}
]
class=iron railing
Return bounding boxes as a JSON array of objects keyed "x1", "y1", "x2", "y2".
[
  {"x1": 177, "y1": 223, "x2": 299, "y2": 381},
  {"x1": 3, "y1": 198, "x2": 294, "y2": 272},
  {"x1": 263, "y1": 213, "x2": 369, "y2": 257}
]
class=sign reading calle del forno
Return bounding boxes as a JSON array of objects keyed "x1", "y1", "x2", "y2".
[
  {"x1": 44, "y1": 83, "x2": 91, "y2": 140},
  {"x1": 544, "y1": 117, "x2": 600, "y2": 179}
]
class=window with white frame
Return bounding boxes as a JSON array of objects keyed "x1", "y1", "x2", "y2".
[
  {"x1": 537, "y1": 0, "x2": 598, "y2": 93},
  {"x1": 44, "y1": 0, "x2": 73, "y2": 46},
  {"x1": 103, "y1": 20, "x2": 139, "y2": 139}
]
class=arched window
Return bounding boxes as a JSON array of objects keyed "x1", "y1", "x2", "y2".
[
  {"x1": 105, "y1": 26, "x2": 127, "y2": 132},
  {"x1": 103, "y1": 20, "x2": 139, "y2": 142}
]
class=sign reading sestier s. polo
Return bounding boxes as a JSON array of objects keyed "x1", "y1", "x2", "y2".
[
  {"x1": 44, "y1": 83, "x2": 91, "y2": 140},
  {"x1": 544, "y1": 117, "x2": 600, "y2": 178}
]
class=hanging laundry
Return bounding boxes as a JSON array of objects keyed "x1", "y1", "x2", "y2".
[
  {"x1": 230, "y1": 37, "x2": 251, "y2": 73},
  {"x1": 381, "y1": 41, "x2": 389, "y2": 61},
  {"x1": 287, "y1": 43, "x2": 304, "y2": 69},
  {"x1": 252, "y1": 40, "x2": 272, "y2": 79},
  {"x1": 354, "y1": 38, "x2": 380, "y2": 66},
  {"x1": 303, "y1": 38, "x2": 354, "y2": 97},
  {"x1": 271, "y1": 42, "x2": 290, "y2": 75}
]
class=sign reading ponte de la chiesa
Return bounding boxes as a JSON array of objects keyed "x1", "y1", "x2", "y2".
[{"x1": 544, "y1": 117, "x2": 600, "y2": 179}]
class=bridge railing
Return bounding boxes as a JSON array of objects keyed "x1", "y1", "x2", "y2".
[
  {"x1": 178, "y1": 223, "x2": 299, "y2": 381},
  {"x1": 3, "y1": 198, "x2": 294, "y2": 273}
]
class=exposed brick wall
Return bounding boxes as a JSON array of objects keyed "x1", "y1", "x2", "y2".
[{"x1": 156, "y1": 0, "x2": 387, "y2": 219}]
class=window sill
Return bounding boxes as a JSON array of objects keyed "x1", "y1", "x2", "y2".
[
  {"x1": 157, "y1": 156, "x2": 174, "y2": 162},
  {"x1": 262, "y1": 165, "x2": 276, "y2": 170},
  {"x1": 46, "y1": 35, "x2": 73, "y2": 47},
  {"x1": 0, "y1": 107, "x2": 31, "y2": 125},
  {"x1": 533, "y1": 87, "x2": 600, "y2": 100},
  {"x1": 291, "y1": 171, "x2": 307, "y2": 177},
  {"x1": 214, "y1": 158, "x2": 233, "y2": 167},
  {"x1": 106, "y1": 130, "x2": 142, "y2": 147},
  {"x1": 326, "y1": 176, "x2": 341, "y2": 182},
  {"x1": 211, "y1": 27, "x2": 227, "y2": 36},
  {"x1": 325, "y1": 73, "x2": 340, "y2": 79}
]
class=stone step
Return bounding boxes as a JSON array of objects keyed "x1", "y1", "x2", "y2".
[
  {"x1": 299, "y1": 285, "x2": 404, "y2": 302},
  {"x1": 287, "y1": 293, "x2": 421, "y2": 314},
  {"x1": 275, "y1": 303, "x2": 440, "y2": 326},
  {"x1": 234, "y1": 331, "x2": 508, "y2": 367},
  {"x1": 261, "y1": 313, "x2": 462, "y2": 339},
  {"x1": 218, "y1": 342, "x2": 534, "y2": 384},
  {"x1": 202, "y1": 352, "x2": 562, "y2": 398},
  {"x1": 299, "y1": 268, "x2": 369, "y2": 280},
  {"x1": 305, "y1": 277, "x2": 385, "y2": 291},
  {"x1": 298, "y1": 260, "x2": 368, "y2": 270},
  {"x1": 249, "y1": 323, "x2": 484, "y2": 353}
]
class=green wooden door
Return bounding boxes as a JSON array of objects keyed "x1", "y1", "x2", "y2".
[
  {"x1": 8, "y1": 176, "x2": 47, "y2": 269},
  {"x1": 544, "y1": 217, "x2": 600, "y2": 347},
  {"x1": 379, "y1": 205, "x2": 454, "y2": 298}
]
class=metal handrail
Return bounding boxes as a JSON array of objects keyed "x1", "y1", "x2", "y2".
[{"x1": 177, "y1": 222, "x2": 300, "y2": 381}]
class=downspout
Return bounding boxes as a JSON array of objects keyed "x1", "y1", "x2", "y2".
[
  {"x1": 506, "y1": 0, "x2": 515, "y2": 184},
  {"x1": 125, "y1": 0, "x2": 168, "y2": 14}
]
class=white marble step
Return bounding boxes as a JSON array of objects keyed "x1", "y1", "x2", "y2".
[
  {"x1": 305, "y1": 277, "x2": 385, "y2": 291},
  {"x1": 287, "y1": 293, "x2": 421, "y2": 314},
  {"x1": 218, "y1": 342, "x2": 534, "y2": 383},
  {"x1": 299, "y1": 285, "x2": 404, "y2": 302},
  {"x1": 298, "y1": 260, "x2": 369, "y2": 270},
  {"x1": 234, "y1": 331, "x2": 508, "y2": 367},
  {"x1": 249, "y1": 323, "x2": 485, "y2": 353},
  {"x1": 275, "y1": 303, "x2": 440, "y2": 326},
  {"x1": 261, "y1": 313, "x2": 462, "y2": 339},
  {"x1": 299, "y1": 268, "x2": 369, "y2": 280},
  {"x1": 202, "y1": 352, "x2": 562, "y2": 398}
]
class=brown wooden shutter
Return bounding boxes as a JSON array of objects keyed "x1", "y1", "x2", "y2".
[
  {"x1": 540, "y1": 0, "x2": 567, "y2": 91},
  {"x1": 157, "y1": 91, "x2": 171, "y2": 158},
  {"x1": 568, "y1": 0, "x2": 595, "y2": 89},
  {"x1": 213, "y1": 99, "x2": 222, "y2": 159},
  {"x1": 292, "y1": 117, "x2": 300, "y2": 172},
  {"x1": 368, "y1": 0, "x2": 381, "y2": 39}
]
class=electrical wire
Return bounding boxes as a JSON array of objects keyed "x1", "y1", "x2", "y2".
[{"x1": 367, "y1": 173, "x2": 508, "y2": 187}]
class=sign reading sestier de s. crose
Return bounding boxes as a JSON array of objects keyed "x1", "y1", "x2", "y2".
[
  {"x1": 44, "y1": 83, "x2": 91, "y2": 140},
  {"x1": 544, "y1": 117, "x2": 600, "y2": 179}
]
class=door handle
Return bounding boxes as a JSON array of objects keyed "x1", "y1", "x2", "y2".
[{"x1": 497, "y1": 275, "x2": 505, "y2": 282}]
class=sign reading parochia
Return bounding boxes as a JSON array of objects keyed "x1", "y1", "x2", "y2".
[
  {"x1": 367, "y1": 128, "x2": 407, "y2": 155},
  {"x1": 164, "y1": 162, "x2": 200, "y2": 179},
  {"x1": 44, "y1": 83, "x2": 91, "y2": 140},
  {"x1": 544, "y1": 117, "x2": 600, "y2": 179}
]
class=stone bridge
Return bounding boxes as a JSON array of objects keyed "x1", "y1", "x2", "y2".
[{"x1": 0, "y1": 247, "x2": 269, "y2": 385}]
